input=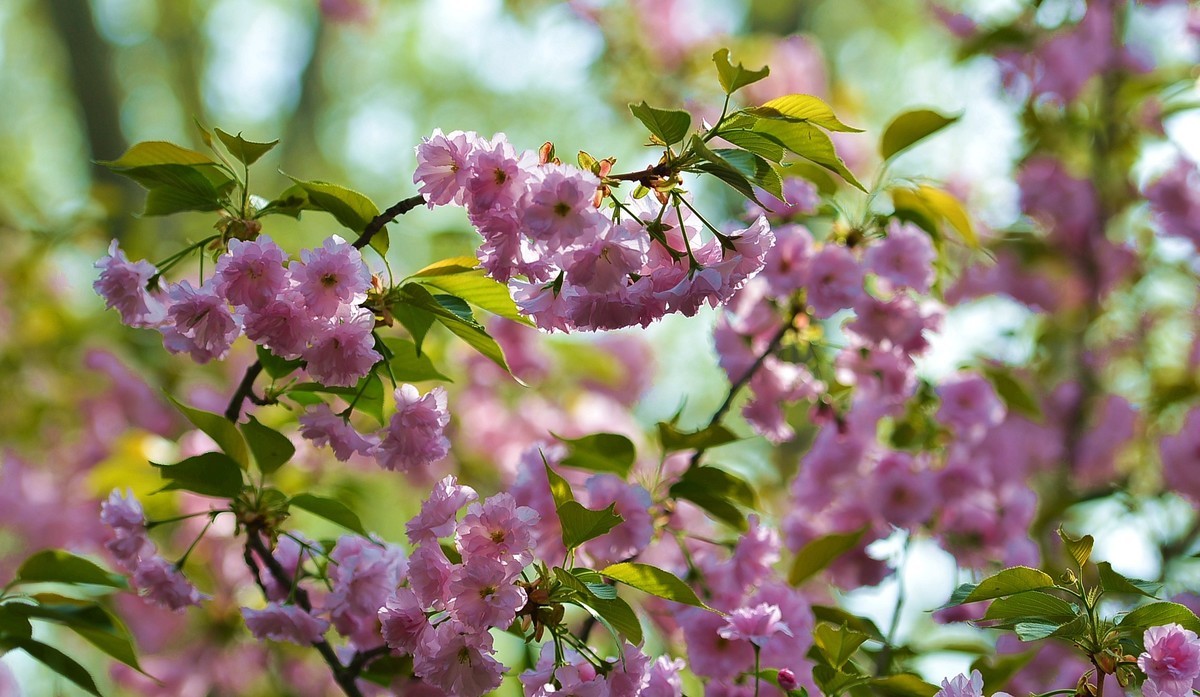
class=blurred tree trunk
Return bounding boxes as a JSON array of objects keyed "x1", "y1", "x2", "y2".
[{"x1": 281, "y1": 18, "x2": 326, "y2": 176}]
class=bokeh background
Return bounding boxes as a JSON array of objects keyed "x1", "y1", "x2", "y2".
[{"x1": 2, "y1": 0, "x2": 1199, "y2": 694}]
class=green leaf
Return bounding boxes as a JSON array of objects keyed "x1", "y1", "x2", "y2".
[
  {"x1": 1057, "y1": 527, "x2": 1094, "y2": 570},
  {"x1": 241, "y1": 416, "x2": 295, "y2": 475},
  {"x1": 559, "y1": 501, "x2": 623, "y2": 550},
  {"x1": 715, "y1": 148, "x2": 786, "y2": 202},
  {"x1": 98, "y1": 141, "x2": 218, "y2": 169},
  {"x1": 14, "y1": 550, "x2": 127, "y2": 589},
  {"x1": 283, "y1": 176, "x2": 385, "y2": 252},
  {"x1": 982, "y1": 367, "x2": 1042, "y2": 420},
  {"x1": 811, "y1": 605, "x2": 886, "y2": 642},
  {"x1": 397, "y1": 283, "x2": 512, "y2": 374},
  {"x1": 629, "y1": 102, "x2": 692, "y2": 146},
  {"x1": 813, "y1": 623, "x2": 869, "y2": 669},
  {"x1": 599, "y1": 562, "x2": 709, "y2": 609},
  {"x1": 256, "y1": 345, "x2": 303, "y2": 379},
  {"x1": 1097, "y1": 562, "x2": 1160, "y2": 599},
  {"x1": 981, "y1": 591, "x2": 1078, "y2": 624},
  {"x1": 668, "y1": 465, "x2": 757, "y2": 531},
  {"x1": 1014, "y1": 614, "x2": 1088, "y2": 642},
  {"x1": 152, "y1": 451, "x2": 246, "y2": 498},
  {"x1": 0, "y1": 606, "x2": 33, "y2": 639},
  {"x1": 789, "y1": 529, "x2": 866, "y2": 586},
  {"x1": 167, "y1": 395, "x2": 250, "y2": 468},
  {"x1": 412, "y1": 265, "x2": 531, "y2": 325},
  {"x1": 813, "y1": 665, "x2": 873, "y2": 696},
  {"x1": 555, "y1": 570, "x2": 645, "y2": 645},
  {"x1": 213, "y1": 128, "x2": 278, "y2": 166},
  {"x1": 751, "y1": 120, "x2": 866, "y2": 191},
  {"x1": 890, "y1": 185, "x2": 978, "y2": 248},
  {"x1": 716, "y1": 129, "x2": 786, "y2": 162},
  {"x1": 1116, "y1": 601, "x2": 1200, "y2": 634},
  {"x1": 557, "y1": 433, "x2": 636, "y2": 477},
  {"x1": 11, "y1": 598, "x2": 145, "y2": 673},
  {"x1": 289, "y1": 494, "x2": 369, "y2": 537},
  {"x1": 134, "y1": 165, "x2": 232, "y2": 216},
  {"x1": 712, "y1": 48, "x2": 770, "y2": 95},
  {"x1": 382, "y1": 337, "x2": 451, "y2": 382},
  {"x1": 0, "y1": 637, "x2": 103, "y2": 696},
  {"x1": 287, "y1": 374, "x2": 386, "y2": 426},
  {"x1": 749, "y1": 94, "x2": 863, "y2": 133},
  {"x1": 880, "y1": 109, "x2": 960, "y2": 161},
  {"x1": 870, "y1": 674, "x2": 940, "y2": 697},
  {"x1": 544, "y1": 461, "x2": 575, "y2": 508},
  {"x1": 657, "y1": 422, "x2": 740, "y2": 452},
  {"x1": 689, "y1": 135, "x2": 769, "y2": 205},
  {"x1": 944, "y1": 567, "x2": 1057, "y2": 606},
  {"x1": 393, "y1": 304, "x2": 436, "y2": 354}
]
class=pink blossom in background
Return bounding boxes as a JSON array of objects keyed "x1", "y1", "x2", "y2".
[
  {"x1": 866, "y1": 220, "x2": 937, "y2": 294},
  {"x1": 742, "y1": 34, "x2": 829, "y2": 104},
  {"x1": 804, "y1": 244, "x2": 864, "y2": 318},
  {"x1": 1145, "y1": 158, "x2": 1200, "y2": 249},
  {"x1": 1161, "y1": 408, "x2": 1200, "y2": 502},
  {"x1": 242, "y1": 603, "x2": 330, "y2": 645}
]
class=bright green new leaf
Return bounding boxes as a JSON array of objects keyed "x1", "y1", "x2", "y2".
[
  {"x1": 944, "y1": 567, "x2": 1057, "y2": 606},
  {"x1": 599, "y1": 562, "x2": 709, "y2": 610},
  {"x1": 11, "y1": 599, "x2": 145, "y2": 673},
  {"x1": 1097, "y1": 561, "x2": 1160, "y2": 599},
  {"x1": 813, "y1": 623, "x2": 869, "y2": 669},
  {"x1": 982, "y1": 367, "x2": 1041, "y2": 420},
  {"x1": 981, "y1": 591, "x2": 1077, "y2": 623},
  {"x1": 152, "y1": 452, "x2": 246, "y2": 498},
  {"x1": 557, "y1": 433, "x2": 636, "y2": 477},
  {"x1": 382, "y1": 337, "x2": 451, "y2": 382},
  {"x1": 629, "y1": 101, "x2": 692, "y2": 146},
  {"x1": 289, "y1": 493, "x2": 369, "y2": 537},
  {"x1": 13, "y1": 550, "x2": 126, "y2": 589},
  {"x1": 1117, "y1": 601, "x2": 1200, "y2": 634},
  {"x1": 415, "y1": 269, "x2": 531, "y2": 325},
  {"x1": 544, "y1": 461, "x2": 574, "y2": 508},
  {"x1": 98, "y1": 141, "x2": 218, "y2": 169},
  {"x1": 880, "y1": 109, "x2": 960, "y2": 161},
  {"x1": 241, "y1": 416, "x2": 295, "y2": 475},
  {"x1": 811, "y1": 605, "x2": 886, "y2": 641},
  {"x1": 397, "y1": 283, "x2": 512, "y2": 374},
  {"x1": 712, "y1": 48, "x2": 770, "y2": 95},
  {"x1": 213, "y1": 128, "x2": 279, "y2": 166},
  {"x1": 749, "y1": 94, "x2": 862, "y2": 133},
  {"x1": 555, "y1": 569, "x2": 645, "y2": 645},
  {"x1": 751, "y1": 120, "x2": 866, "y2": 191},
  {"x1": 559, "y1": 501, "x2": 623, "y2": 550},
  {"x1": 0, "y1": 637, "x2": 103, "y2": 696},
  {"x1": 870, "y1": 674, "x2": 941, "y2": 697},
  {"x1": 657, "y1": 422, "x2": 740, "y2": 453},
  {"x1": 891, "y1": 185, "x2": 978, "y2": 249},
  {"x1": 167, "y1": 395, "x2": 250, "y2": 468},
  {"x1": 715, "y1": 148, "x2": 786, "y2": 202},
  {"x1": 669, "y1": 466, "x2": 757, "y2": 531},
  {"x1": 689, "y1": 135, "x2": 769, "y2": 206},
  {"x1": 1057, "y1": 527, "x2": 1094, "y2": 570},
  {"x1": 283, "y1": 176, "x2": 386, "y2": 253},
  {"x1": 716, "y1": 129, "x2": 786, "y2": 162},
  {"x1": 788, "y1": 528, "x2": 866, "y2": 586}
]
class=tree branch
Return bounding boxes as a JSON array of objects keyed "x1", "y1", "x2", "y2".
[
  {"x1": 224, "y1": 361, "x2": 264, "y2": 422},
  {"x1": 352, "y1": 194, "x2": 426, "y2": 250}
]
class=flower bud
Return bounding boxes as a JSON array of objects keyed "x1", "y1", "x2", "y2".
[{"x1": 777, "y1": 669, "x2": 799, "y2": 691}]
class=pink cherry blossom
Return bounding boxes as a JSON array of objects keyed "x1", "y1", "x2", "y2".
[
  {"x1": 455, "y1": 492, "x2": 539, "y2": 571},
  {"x1": 447, "y1": 556, "x2": 527, "y2": 630},
  {"x1": 303, "y1": 308, "x2": 381, "y2": 388},
  {"x1": 324, "y1": 535, "x2": 407, "y2": 648},
  {"x1": 242, "y1": 603, "x2": 330, "y2": 645},
  {"x1": 94, "y1": 240, "x2": 165, "y2": 327},
  {"x1": 375, "y1": 384, "x2": 451, "y2": 473},
  {"x1": 718, "y1": 602, "x2": 793, "y2": 647},
  {"x1": 414, "y1": 129, "x2": 481, "y2": 207},
  {"x1": 936, "y1": 373, "x2": 1006, "y2": 443},
  {"x1": 804, "y1": 244, "x2": 864, "y2": 318},
  {"x1": 160, "y1": 280, "x2": 241, "y2": 363},
  {"x1": 241, "y1": 290, "x2": 314, "y2": 359},
  {"x1": 407, "y1": 541, "x2": 454, "y2": 609},
  {"x1": 1139, "y1": 623, "x2": 1200, "y2": 697},
  {"x1": 378, "y1": 587, "x2": 431, "y2": 655},
  {"x1": 934, "y1": 670, "x2": 984, "y2": 697},
  {"x1": 865, "y1": 220, "x2": 936, "y2": 294},
  {"x1": 412, "y1": 620, "x2": 505, "y2": 697},
  {"x1": 521, "y1": 165, "x2": 607, "y2": 251},
  {"x1": 1160, "y1": 408, "x2": 1200, "y2": 502},
  {"x1": 289, "y1": 236, "x2": 371, "y2": 318},
  {"x1": 213, "y1": 235, "x2": 290, "y2": 309},
  {"x1": 132, "y1": 557, "x2": 208, "y2": 612},
  {"x1": 1145, "y1": 158, "x2": 1200, "y2": 249},
  {"x1": 298, "y1": 403, "x2": 378, "y2": 461},
  {"x1": 464, "y1": 134, "x2": 531, "y2": 214},
  {"x1": 644, "y1": 656, "x2": 687, "y2": 697},
  {"x1": 405, "y1": 475, "x2": 478, "y2": 544}
]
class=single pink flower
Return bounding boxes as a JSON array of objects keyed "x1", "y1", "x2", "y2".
[
  {"x1": 94, "y1": 240, "x2": 165, "y2": 327},
  {"x1": 412, "y1": 620, "x2": 505, "y2": 697},
  {"x1": 290, "y1": 236, "x2": 371, "y2": 318},
  {"x1": 298, "y1": 403, "x2": 379, "y2": 461},
  {"x1": 405, "y1": 475, "x2": 478, "y2": 545},
  {"x1": 242, "y1": 603, "x2": 330, "y2": 645},
  {"x1": 414, "y1": 129, "x2": 481, "y2": 207},
  {"x1": 303, "y1": 308, "x2": 381, "y2": 388},
  {"x1": 375, "y1": 385, "x2": 451, "y2": 473},
  {"x1": 446, "y1": 556, "x2": 527, "y2": 630},
  {"x1": 160, "y1": 280, "x2": 241, "y2": 363},
  {"x1": 213, "y1": 235, "x2": 290, "y2": 309},
  {"x1": 455, "y1": 492, "x2": 539, "y2": 572},
  {"x1": 132, "y1": 557, "x2": 208, "y2": 612},
  {"x1": 378, "y1": 587, "x2": 431, "y2": 655},
  {"x1": 1139, "y1": 623, "x2": 1200, "y2": 697},
  {"x1": 718, "y1": 603, "x2": 793, "y2": 647}
]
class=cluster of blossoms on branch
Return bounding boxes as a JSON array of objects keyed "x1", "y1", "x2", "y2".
[{"x1": 414, "y1": 129, "x2": 774, "y2": 332}]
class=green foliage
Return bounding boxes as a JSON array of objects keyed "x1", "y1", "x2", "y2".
[
  {"x1": 656, "y1": 421, "x2": 739, "y2": 453},
  {"x1": 0, "y1": 637, "x2": 103, "y2": 696},
  {"x1": 751, "y1": 120, "x2": 865, "y2": 191},
  {"x1": 813, "y1": 623, "x2": 869, "y2": 670},
  {"x1": 749, "y1": 94, "x2": 863, "y2": 133},
  {"x1": 97, "y1": 141, "x2": 235, "y2": 217},
  {"x1": 789, "y1": 529, "x2": 866, "y2": 586},
  {"x1": 256, "y1": 345, "x2": 303, "y2": 380},
  {"x1": 556, "y1": 432, "x2": 636, "y2": 477},
  {"x1": 152, "y1": 452, "x2": 246, "y2": 498},
  {"x1": 279, "y1": 177, "x2": 388, "y2": 254},
  {"x1": 408, "y1": 256, "x2": 531, "y2": 325},
  {"x1": 598, "y1": 562, "x2": 709, "y2": 609},
  {"x1": 168, "y1": 395, "x2": 250, "y2": 468},
  {"x1": 880, "y1": 109, "x2": 960, "y2": 161},
  {"x1": 241, "y1": 416, "x2": 295, "y2": 475},
  {"x1": 1096, "y1": 561, "x2": 1160, "y2": 598},
  {"x1": 380, "y1": 337, "x2": 451, "y2": 382},
  {"x1": 629, "y1": 102, "x2": 692, "y2": 146},
  {"x1": 890, "y1": 185, "x2": 979, "y2": 249},
  {"x1": 558, "y1": 501, "x2": 624, "y2": 550},
  {"x1": 1117, "y1": 602, "x2": 1200, "y2": 635},
  {"x1": 712, "y1": 48, "x2": 770, "y2": 95},
  {"x1": 289, "y1": 493, "x2": 369, "y2": 537},
  {"x1": 668, "y1": 465, "x2": 757, "y2": 530},
  {"x1": 944, "y1": 567, "x2": 1056, "y2": 606},
  {"x1": 12, "y1": 551, "x2": 126, "y2": 589},
  {"x1": 213, "y1": 128, "x2": 279, "y2": 166},
  {"x1": 395, "y1": 283, "x2": 513, "y2": 374},
  {"x1": 554, "y1": 567, "x2": 644, "y2": 645}
]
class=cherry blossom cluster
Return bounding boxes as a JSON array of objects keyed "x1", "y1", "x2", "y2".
[
  {"x1": 413, "y1": 129, "x2": 775, "y2": 332},
  {"x1": 1139, "y1": 623, "x2": 1200, "y2": 697},
  {"x1": 94, "y1": 234, "x2": 380, "y2": 387},
  {"x1": 299, "y1": 383, "x2": 450, "y2": 475},
  {"x1": 100, "y1": 489, "x2": 208, "y2": 612}
]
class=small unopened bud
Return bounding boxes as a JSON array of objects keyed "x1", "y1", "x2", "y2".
[
  {"x1": 539, "y1": 141, "x2": 555, "y2": 165},
  {"x1": 1096, "y1": 652, "x2": 1116, "y2": 675},
  {"x1": 777, "y1": 669, "x2": 798, "y2": 691},
  {"x1": 1062, "y1": 569, "x2": 1077, "y2": 585}
]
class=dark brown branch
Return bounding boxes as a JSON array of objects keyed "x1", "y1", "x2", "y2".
[
  {"x1": 352, "y1": 194, "x2": 426, "y2": 250},
  {"x1": 688, "y1": 311, "x2": 797, "y2": 470},
  {"x1": 224, "y1": 361, "x2": 264, "y2": 422}
]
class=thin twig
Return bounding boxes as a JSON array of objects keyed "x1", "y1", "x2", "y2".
[
  {"x1": 224, "y1": 361, "x2": 264, "y2": 422},
  {"x1": 352, "y1": 194, "x2": 426, "y2": 250}
]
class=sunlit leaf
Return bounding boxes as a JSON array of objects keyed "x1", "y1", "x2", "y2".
[{"x1": 880, "y1": 109, "x2": 960, "y2": 161}]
